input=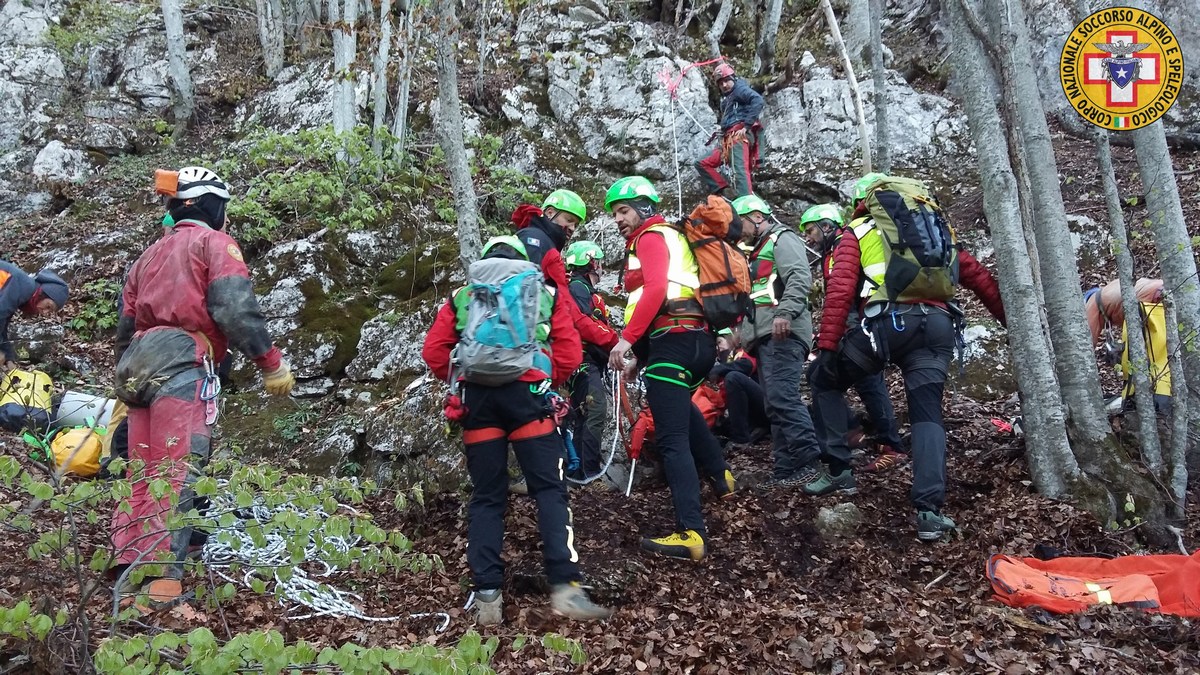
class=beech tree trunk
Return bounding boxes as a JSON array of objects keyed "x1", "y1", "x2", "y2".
[
  {"x1": 1094, "y1": 131, "x2": 1163, "y2": 469},
  {"x1": 842, "y1": 0, "x2": 868, "y2": 67},
  {"x1": 820, "y1": 0, "x2": 872, "y2": 172},
  {"x1": 255, "y1": 0, "x2": 287, "y2": 79},
  {"x1": 704, "y1": 0, "x2": 733, "y2": 58},
  {"x1": 433, "y1": 0, "x2": 481, "y2": 269},
  {"x1": 371, "y1": 0, "x2": 393, "y2": 160},
  {"x1": 867, "y1": 0, "x2": 889, "y2": 173},
  {"x1": 329, "y1": 0, "x2": 359, "y2": 134},
  {"x1": 1162, "y1": 297, "x2": 1190, "y2": 513},
  {"x1": 391, "y1": 1, "x2": 421, "y2": 158},
  {"x1": 755, "y1": 0, "x2": 784, "y2": 75},
  {"x1": 160, "y1": 0, "x2": 194, "y2": 138},
  {"x1": 945, "y1": 0, "x2": 1079, "y2": 499},
  {"x1": 985, "y1": 0, "x2": 1115, "y2": 458},
  {"x1": 1131, "y1": 120, "x2": 1200, "y2": 471}
]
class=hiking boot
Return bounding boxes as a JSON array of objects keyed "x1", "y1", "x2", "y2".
[
  {"x1": 863, "y1": 446, "x2": 907, "y2": 473},
  {"x1": 641, "y1": 530, "x2": 707, "y2": 561},
  {"x1": 916, "y1": 511, "x2": 957, "y2": 542},
  {"x1": 718, "y1": 469, "x2": 736, "y2": 500},
  {"x1": 508, "y1": 478, "x2": 528, "y2": 495},
  {"x1": 757, "y1": 464, "x2": 820, "y2": 491},
  {"x1": 845, "y1": 430, "x2": 870, "y2": 450},
  {"x1": 802, "y1": 467, "x2": 857, "y2": 496},
  {"x1": 748, "y1": 427, "x2": 770, "y2": 444},
  {"x1": 120, "y1": 578, "x2": 187, "y2": 614},
  {"x1": 471, "y1": 589, "x2": 503, "y2": 626},
  {"x1": 550, "y1": 582, "x2": 613, "y2": 621}
]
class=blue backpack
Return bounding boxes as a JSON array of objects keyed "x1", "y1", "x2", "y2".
[{"x1": 454, "y1": 258, "x2": 552, "y2": 385}]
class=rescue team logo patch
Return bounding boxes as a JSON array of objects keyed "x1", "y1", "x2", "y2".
[
  {"x1": 227, "y1": 244, "x2": 244, "y2": 262},
  {"x1": 1060, "y1": 7, "x2": 1185, "y2": 131}
]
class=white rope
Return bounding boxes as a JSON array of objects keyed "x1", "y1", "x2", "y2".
[
  {"x1": 564, "y1": 373, "x2": 624, "y2": 486},
  {"x1": 670, "y1": 94, "x2": 683, "y2": 216},
  {"x1": 201, "y1": 482, "x2": 450, "y2": 631}
]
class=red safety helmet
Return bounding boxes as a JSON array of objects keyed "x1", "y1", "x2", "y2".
[{"x1": 714, "y1": 63, "x2": 735, "y2": 81}]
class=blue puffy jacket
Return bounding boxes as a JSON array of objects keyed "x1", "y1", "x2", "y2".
[{"x1": 720, "y1": 78, "x2": 764, "y2": 131}]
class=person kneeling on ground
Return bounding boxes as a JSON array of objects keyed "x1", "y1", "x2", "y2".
[
  {"x1": 708, "y1": 328, "x2": 769, "y2": 453},
  {"x1": 422, "y1": 235, "x2": 612, "y2": 625}
]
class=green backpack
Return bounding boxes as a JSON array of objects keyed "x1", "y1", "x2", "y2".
[{"x1": 859, "y1": 176, "x2": 959, "y2": 304}]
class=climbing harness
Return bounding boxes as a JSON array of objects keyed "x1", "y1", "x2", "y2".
[{"x1": 201, "y1": 481, "x2": 450, "y2": 631}]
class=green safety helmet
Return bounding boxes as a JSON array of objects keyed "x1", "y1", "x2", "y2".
[
  {"x1": 481, "y1": 235, "x2": 528, "y2": 260},
  {"x1": 604, "y1": 176, "x2": 661, "y2": 212},
  {"x1": 852, "y1": 172, "x2": 887, "y2": 202},
  {"x1": 717, "y1": 327, "x2": 734, "y2": 336},
  {"x1": 732, "y1": 194, "x2": 772, "y2": 216},
  {"x1": 563, "y1": 240, "x2": 605, "y2": 268},
  {"x1": 800, "y1": 203, "x2": 844, "y2": 228},
  {"x1": 542, "y1": 189, "x2": 587, "y2": 223}
]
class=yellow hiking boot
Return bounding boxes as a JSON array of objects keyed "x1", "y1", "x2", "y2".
[{"x1": 640, "y1": 530, "x2": 707, "y2": 561}]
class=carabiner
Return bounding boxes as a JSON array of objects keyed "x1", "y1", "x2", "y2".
[{"x1": 891, "y1": 311, "x2": 906, "y2": 332}]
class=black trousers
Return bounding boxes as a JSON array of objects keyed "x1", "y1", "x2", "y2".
[
  {"x1": 809, "y1": 306, "x2": 955, "y2": 512},
  {"x1": 461, "y1": 381, "x2": 581, "y2": 589},
  {"x1": 723, "y1": 371, "x2": 769, "y2": 443},
  {"x1": 567, "y1": 363, "x2": 607, "y2": 476},
  {"x1": 640, "y1": 329, "x2": 729, "y2": 535}
]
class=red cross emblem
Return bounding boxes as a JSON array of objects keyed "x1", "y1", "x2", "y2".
[{"x1": 1083, "y1": 30, "x2": 1161, "y2": 108}]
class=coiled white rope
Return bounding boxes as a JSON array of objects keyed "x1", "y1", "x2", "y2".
[
  {"x1": 201, "y1": 483, "x2": 450, "y2": 632},
  {"x1": 564, "y1": 373, "x2": 624, "y2": 486}
]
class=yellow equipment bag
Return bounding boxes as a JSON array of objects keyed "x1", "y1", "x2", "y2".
[
  {"x1": 1121, "y1": 301, "x2": 1171, "y2": 398},
  {"x1": 50, "y1": 427, "x2": 104, "y2": 477},
  {"x1": 0, "y1": 369, "x2": 52, "y2": 411}
]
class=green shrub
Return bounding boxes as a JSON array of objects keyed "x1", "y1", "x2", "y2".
[{"x1": 67, "y1": 278, "x2": 121, "y2": 339}]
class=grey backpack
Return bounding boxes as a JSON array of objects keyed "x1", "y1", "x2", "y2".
[{"x1": 453, "y1": 258, "x2": 549, "y2": 386}]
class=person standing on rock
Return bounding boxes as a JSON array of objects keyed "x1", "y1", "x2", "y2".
[
  {"x1": 806, "y1": 174, "x2": 1005, "y2": 542},
  {"x1": 802, "y1": 199, "x2": 908, "y2": 473},
  {"x1": 422, "y1": 235, "x2": 612, "y2": 625},
  {"x1": 0, "y1": 261, "x2": 68, "y2": 370},
  {"x1": 563, "y1": 240, "x2": 615, "y2": 480},
  {"x1": 110, "y1": 166, "x2": 295, "y2": 611},
  {"x1": 606, "y1": 176, "x2": 734, "y2": 562},
  {"x1": 695, "y1": 62, "x2": 764, "y2": 198},
  {"x1": 732, "y1": 194, "x2": 824, "y2": 489}
]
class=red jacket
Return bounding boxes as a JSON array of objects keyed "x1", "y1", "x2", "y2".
[
  {"x1": 117, "y1": 220, "x2": 281, "y2": 370},
  {"x1": 816, "y1": 229, "x2": 1007, "y2": 352},
  {"x1": 621, "y1": 215, "x2": 675, "y2": 344},
  {"x1": 421, "y1": 285, "x2": 582, "y2": 387}
]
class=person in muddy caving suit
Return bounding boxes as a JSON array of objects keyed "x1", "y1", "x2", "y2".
[{"x1": 109, "y1": 166, "x2": 295, "y2": 612}]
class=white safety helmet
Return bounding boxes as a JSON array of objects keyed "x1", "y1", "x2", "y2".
[{"x1": 175, "y1": 166, "x2": 231, "y2": 201}]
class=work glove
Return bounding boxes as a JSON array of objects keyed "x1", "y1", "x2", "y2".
[
  {"x1": 262, "y1": 364, "x2": 295, "y2": 396},
  {"x1": 807, "y1": 349, "x2": 838, "y2": 386}
]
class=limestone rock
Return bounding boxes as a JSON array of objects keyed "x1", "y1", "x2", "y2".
[
  {"x1": 32, "y1": 141, "x2": 89, "y2": 185},
  {"x1": 815, "y1": 502, "x2": 863, "y2": 539},
  {"x1": 236, "y1": 63, "x2": 370, "y2": 134},
  {"x1": 83, "y1": 123, "x2": 131, "y2": 155},
  {"x1": 11, "y1": 323, "x2": 66, "y2": 363},
  {"x1": 345, "y1": 307, "x2": 437, "y2": 382}
]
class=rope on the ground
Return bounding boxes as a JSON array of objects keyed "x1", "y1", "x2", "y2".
[
  {"x1": 564, "y1": 373, "x2": 624, "y2": 486},
  {"x1": 201, "y1": 483, "x2": 450, "y2": 632}
]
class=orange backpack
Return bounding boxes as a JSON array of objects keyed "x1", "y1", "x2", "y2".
[{"x1": 677, "y1": 196, "x2": 753, "y2": 330}]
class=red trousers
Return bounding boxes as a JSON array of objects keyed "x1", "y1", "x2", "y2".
[
  {"x1": 111, "y1": 360, "x2": 211, "y2": 579},
  {"x1": 695, "y1": 134, "x2": 755, "y2": 197}
]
